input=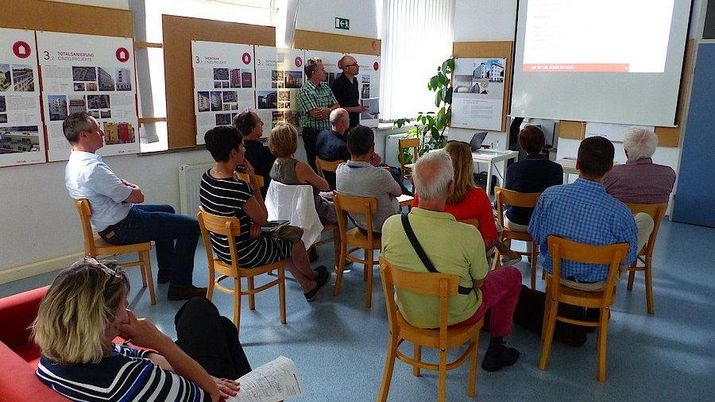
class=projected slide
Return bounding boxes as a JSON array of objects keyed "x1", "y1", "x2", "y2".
[{"x1": 523, "y1": 0, "x2": 675, "y2": 73}]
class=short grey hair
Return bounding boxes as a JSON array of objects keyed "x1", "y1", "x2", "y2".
[
  {"x1": 304, "y1": 58, "x2": 322, "y2": 79},
  {"x1": 329, "y1": 108, "x2": 348, "y2": 127},
  {"x1": 413, "y1": 150, "x2": 454, "y2": 200},
  {"x1": 63, "y1": 112, "x2": 94, "y2": 143},
  {"x1": 623, "y1": 127, "x2": 657, "y2": 162}
]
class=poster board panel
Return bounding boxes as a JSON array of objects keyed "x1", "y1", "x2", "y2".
[
  {"x1": 254, "y1": 46, "x2": 305, "y2": 138},
  {"x1": 451, "y1": 57, "x2": 506, "y2": 131}
]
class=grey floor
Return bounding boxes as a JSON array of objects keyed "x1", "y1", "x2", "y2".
[{"x1": 2, "y1": 218, "x2": 715, "y2": 401}]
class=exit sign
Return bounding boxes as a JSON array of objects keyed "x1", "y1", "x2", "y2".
[{"x1": 335, "y1": 17, "x2": 350, "y2": 30}]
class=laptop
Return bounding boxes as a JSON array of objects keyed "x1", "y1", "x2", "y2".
[{"x1": 469, "y1": 131, "x2": 488, "y2": 152}]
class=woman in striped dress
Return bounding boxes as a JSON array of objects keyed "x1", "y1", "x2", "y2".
[{"x1": 200, "y1": 125, "x2": 328, "y2": 301}]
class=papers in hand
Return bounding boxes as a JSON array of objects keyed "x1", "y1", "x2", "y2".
[
  {"x1": 261, "y1": 220, "x2": 290, "y2": 233},
  {"x1": 227, "y1": 356, "x2": 303, "y2": 402}
]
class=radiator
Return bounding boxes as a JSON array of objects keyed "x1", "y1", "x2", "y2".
[
  {"x1": 178, "y1": 162, "x2": 214, "y2": 216},
  {"x1": 385, "y1": 133, "x2": 409, "y2": 167}
]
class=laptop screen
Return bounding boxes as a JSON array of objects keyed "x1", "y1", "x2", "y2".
[{"x1": 469, "y1": 131, "x2": 488, "y2": 152}]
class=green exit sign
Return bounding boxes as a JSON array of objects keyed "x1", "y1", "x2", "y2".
[{"x1": 335, "y1": 17, "x2": 350, "y2": 30}]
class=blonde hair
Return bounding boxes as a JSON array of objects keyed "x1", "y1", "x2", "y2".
[
  {"x1": 268, "y1": 124, "x2": 298, "y2": 157},
  {"x1": 444, "y1": 141, "x2": 476, "y2": 204},
  {"x1": 32, "y1": 258, "x2": 129, "y2": 364}
]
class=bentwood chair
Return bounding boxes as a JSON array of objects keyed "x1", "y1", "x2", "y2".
[
  {"x1": 398, "y1": 137, "x2": 420, "y2": 191},
  {"x1": 333, "y1": 192, "x2": 380, "y2": 308},
  {"x1": 234, "y1": 172, "x2": 264, "y2": 190},
  {"x1": 314, "y1": 157, "x2": 342, "y2": 180},
  {"x1": 74, "y1": 199, "x2": 156, "y2": 305},
  {"x1": 624, "y1": 202, "x2": 668, "y2": 314},
  {"x1": 493, "y1": 187, "x2": 541, "y2": 288},
  {"x1": 378, "y1": 257, "x2": 483, "y2": 402},
  {"x1": 197, "y1": 209, "x2": 287, "y2": 330},
  {"x1": 539, "y1": 236, "x2": 628, "y2": 382}
]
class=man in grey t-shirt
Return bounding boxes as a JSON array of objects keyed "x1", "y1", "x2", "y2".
[{"x1": 336, "y1": 125, "x2": 401, "y2": 234}]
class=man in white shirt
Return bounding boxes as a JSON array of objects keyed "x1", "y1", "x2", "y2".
[{"x1": 63, "y1": 112, "x2": 205, "y2": 300}]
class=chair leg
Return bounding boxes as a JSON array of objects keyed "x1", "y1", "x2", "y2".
[
  {"x1": 365, "y1": 249, "x2": 373, "y2": 309},
  {"x1": 438, "y1": 347, "x2": 447, "y2": 402},
  {"x1": 378, "y1": 334, "x2": 398, "y2": 402},
  {"x1": 278, "y1": 266, "x2": 287, "y2": 324},
  {"x1": 247, "y1": 276, "x2": 256, "y2": 310},
  {"x1": 141, "y1": 250, "x2": 156, "y2": 305},
  {"x1": 412, "y1": 344, "x2": 422, "y2": 377},
  {"x1": 207, "y1": 269, "x2": 215, "y2": 301},
  {"x1": 233, "y1": 278, "x2": 241, "y2": 329},
  {"x1": 467, "y1": 330, "x2": 480, "y2": 397},
  {"x1": 363, "y1": 249, "x2": 369, "y2": 282},
  {"x1": 539, "y1": 297, "x2": 558, "y2": 371},
  {"x1": 139, "y1": 253, "x2": 147, "y2": 288},
  {"x1": 491, "y1": 248, "x2": 501, "y2": 271},
  {"x1": 332, "y1": 229, "x2": 340, "y2": 271},
  {"x1": 627, "y1": 263, "x2": 636, "y2": 290},
  {"x1": 334, "y1": 242, "x2": 347, "y2": 296},
  {"x1": 645, "y1": 257, "x2": 655, "y2": 314},
  {"x1": 597, "y1": 307, "x2": 609, "y2": 382}
]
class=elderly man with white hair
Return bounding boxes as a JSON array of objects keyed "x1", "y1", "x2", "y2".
[
  {"x1": 381, "y1": 150, "x2": 522, "y2": 372},
  {"x1": 603, "y1": 127, "x2": 676, "y2": 204}
]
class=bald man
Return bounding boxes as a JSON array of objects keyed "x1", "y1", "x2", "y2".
[
  {"x1": 331, "y1": 55, "x2": 367, "y2": 128},
  {"x1": 316, "y1": 108, "x2": 351, "y2": 189}
]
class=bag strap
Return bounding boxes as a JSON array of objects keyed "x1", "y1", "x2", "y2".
[{"x1": 400, "y1": 213, "x2": 473, "y2": 295}]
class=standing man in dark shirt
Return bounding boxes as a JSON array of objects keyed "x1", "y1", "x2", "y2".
[
  {"x1": 233, "y1": 110, "x2": 276, "y2": 196},
  {"x1": 316, "y1": 108, "x2": 351, "y2": 189},
  {"x1": 331, "y1": 55, "x2": 367, "y2": 128}
]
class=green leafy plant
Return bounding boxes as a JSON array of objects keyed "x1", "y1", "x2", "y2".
[{"x1": 394, "y1": 57, "x2": 454, "y2": 158}]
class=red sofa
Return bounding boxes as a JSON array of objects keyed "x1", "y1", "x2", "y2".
[{"x1": 0, "y1": 286, "x2": 69, "y2": 402}]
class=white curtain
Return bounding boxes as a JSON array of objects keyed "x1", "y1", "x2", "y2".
[{"x1": 380, "y1": 0, "x2": 454, "y2": 121}]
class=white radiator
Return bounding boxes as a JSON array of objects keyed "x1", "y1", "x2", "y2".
[
  {"x1": 385, "y1": 133, "x2": 409, "y2": 167},
  {"x1": 178, "y1": 162, "x2": 214, "y2": 216}
]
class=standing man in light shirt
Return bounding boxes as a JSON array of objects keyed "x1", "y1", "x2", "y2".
[
  {"x1": 63, "y1": 112, "x2": 205, "y2": 301},
  {"x1": 296, "y1": 58, "x2": 339, "y2": 171},
  {"x1": 331, "y1": 55, "x2": 367, "y2": 128}
]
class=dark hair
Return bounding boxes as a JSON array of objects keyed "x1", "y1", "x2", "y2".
[
  {"x1": 577, "y1": 136, "x2": 614, "y2": 178},
  {"x1": 204, "y1": 125, "x2": 243, "y2": 162},
  {"x1": 518, "y1": 125, "x2": 545, "y2": 155},
  {"x1": 63, "y1": 112, "x2": 94, "y2": 143},
  {"x1": 233, "y1": 111, "x2": 257, "y2": 136},
  {"x1": 346, "y1": 125, "x2": 374, "y2": 156},
  {"x1": 304, "y1": 58, "x2": 322, "y2": 79}
]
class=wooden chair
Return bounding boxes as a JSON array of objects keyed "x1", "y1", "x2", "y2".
[
  {"x1": 314, "y1": 157, "x2": 342, "y2": 180},
  {"x1": 539, "y1": 236, "x2": 629, "y2": 382},
  {"x1": 333, "y1": 192, "x2": 380, "y2": 308},
  {"x1": 493, "y1": 187, "x2": 541, "y2": 288},
  {"x1": 234, "y1": 172, "x2": 264, "y2": 190},
  {"x1": 197, "y1": 209, "x2": 287, "y2": 330},
  {"x1": 398, "y1": 137, "x2": 420, "y2": 190},
  {"x1": 74, "y1": 199, "x2": 156, "y2": 305},
  {"x1": 378, "y1": 257, "x2": 483, "y2": 402},
  {"x1": 624, "y1": 202, "x2": 668, "y2": 314}
]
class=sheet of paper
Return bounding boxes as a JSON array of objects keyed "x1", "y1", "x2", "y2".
[{"x1": 228, "y1": 356, "x2": 303, "y2": 402}]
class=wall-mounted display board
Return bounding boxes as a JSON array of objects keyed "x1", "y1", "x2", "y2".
[
  {"x1": 451, "y1": 57, "x2": 507, "y2": 131},
  {"x1": 192, "y1": 41, "x2": 255, "y2": 144},
  {"x1": 37, "y1": 31, "x2": 138, "y2": 161},
  {"x1": 352, "y1": 53, "x2": 381, "y2": 128},
  {"x1": 0, "y1": 28, "x2": 45, "y2": 167},
  {"x1": 254, "y1": 46, "x2": 304, "y2": 138}
]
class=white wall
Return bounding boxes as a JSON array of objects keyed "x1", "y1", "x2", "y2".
[
  {"x1": 453, "y1": 0, "x2": 517, "y2": 41},
  {"x1": 295, "y1": 0, "x2": 378, "y2": 38}
]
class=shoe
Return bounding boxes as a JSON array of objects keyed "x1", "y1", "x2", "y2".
[
  {"x1": 314, "y1": 265, "x2": 328, "y2": 277},
  {"x1": 157, "y1": 270, "x2": 171, "y2": 284},
  {"x1": 481, "y1": 344, "x2": 520, "y2": 372},
  {"x1": 304, "y1": 269, "x2": 330, "y2": 302},
  {"x1": 500, "y1": 252, "x2": 522, "y2": 266},
  {"x1": 168, "y1": 285, "x2": 207, "y2": 301},
  {"x1": 308, "y1": 247, "x2": 319, "y2": 263}
]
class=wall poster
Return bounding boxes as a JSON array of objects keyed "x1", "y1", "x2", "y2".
[
  {"x1": 192, "y1": 41, "x2": 255, "y2": 145},
  {"x1": 37, "y1": 31, "x2": 139, "y2": 161},
  {"x1": 253, "y1": 46, "x2": 304, "y2": 138},
  {"x1": 352, "y1": 53, "x2": 381, "y2": 128},
  {"x1": 0, "y1": 28, "x2": 45, "y2": 167},
  {"x1": 451, "y1": 57, "x2": 506, "y2": 131}
]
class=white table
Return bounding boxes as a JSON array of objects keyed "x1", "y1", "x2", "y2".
[
  {"x1": 471, "y1": 149, "x2": 519, "y2": 194},
  {"x1": 556, "y1": 157, "x2": 579, "y2": 183}
]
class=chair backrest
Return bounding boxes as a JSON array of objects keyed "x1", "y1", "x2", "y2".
[
  {"x1": 494, "y1": 187, "x2": 541, "y2": 227},
  {"x1": 398, "y1": 137, "x2": 420, "y2": 166},
  {"x1": 234, "y1": 172, "x2": 264, "y2": 191},
  {"x1": 380, "y1": 256, "x2": 460, "y2": 345},
  {"x1": 315, "y1": 157, "x2": 342, "y2": 179},
  {"x1": 547, "y1": 236, "x2": 629, "y2": 305},
  {"x1": 74, "y1": 199, "x2": 98, "y2": 256},
  {"x1": 197, "y1": 209, "x2": 242, "y2": 271},
  {"x1": 624, "y1": 202, "x2": 668, "y2": 257},
  {"x1": 333, "y1": 192, "x2": 378, "y2": 243}
]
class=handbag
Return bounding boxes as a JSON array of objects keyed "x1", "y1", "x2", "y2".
[{"x1": 513, "y1": 285, "x2": 587, "y2": 347}]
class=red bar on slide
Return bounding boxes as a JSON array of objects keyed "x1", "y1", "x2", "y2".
[{"x1": 523, "y1": 63, "x2": 630, "y2": 72}]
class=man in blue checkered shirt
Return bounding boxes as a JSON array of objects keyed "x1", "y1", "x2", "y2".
[
  {"x1": 529, "y1": 136, "x2": 638, "y2": 289},
  {"x1": 296, "y1": 58, "x2": 339, "y2": 171}
]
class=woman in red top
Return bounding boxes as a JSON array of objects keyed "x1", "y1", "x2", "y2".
[{"x1": 414, "y1": 141, "x2": 521, "y2": 264}]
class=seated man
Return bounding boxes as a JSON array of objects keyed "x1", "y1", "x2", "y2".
[
  {"x1": 316, "y1": 108, "x2": 352, "y2": 189},
  {"x1": 233, "y1": 110, "x2": 276, "y2": 197},
  {"x1": 382, "y1": 150, "x2": 522, "y2": 372},
  {"x1": 63, "y1": 112, "x2": 205, "y2": 300},
  {"x1": 529, "y1": 136, "x2": 639, "y2": 290},
  {"x1": 336, "y1": 125, "x2": 401, "y2": 235}
]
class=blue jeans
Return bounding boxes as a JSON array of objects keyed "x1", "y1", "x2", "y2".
[{"x1": 99, "y1": 204, "x2": 199, "y2": 286}]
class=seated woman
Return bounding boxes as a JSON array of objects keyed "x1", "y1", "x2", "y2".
[
  {"x1": 200, "y1": 125, "x2": 328, "y2": 301},
  {"x1": 413, "y1": 141, "x2": 522, "y2": 265},
  {"x1": 33, "y1": 258, "x2": 248, "y2": 402},
  {"x1": 268, "y1": 124, "x2": 337, "y2": 224},
  {"x1": 504, "y1": 125, "x2": 563, "y2": 231}
]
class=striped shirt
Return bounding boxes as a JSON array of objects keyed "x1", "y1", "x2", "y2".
[
  {"x1": 199, "y1": 171, "x2": 290, "y2": 267},
  {"x1": 528, "y1": 178, "x2": 638, "y2": 282},
  {"x1": 296, "y1": 80, "x2": 337, "y2": 129},
  {"x1": 36, "y1": 344, "x2": 209, "y2": 402}
]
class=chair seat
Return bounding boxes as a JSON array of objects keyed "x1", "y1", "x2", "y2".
[
  {"x1": 547, "y1": 281, "x2": 615, "y2": 309},
  {"x1": 93, "y1": 235, "x2": 151, "y2": 254},
  {"x1": 396, "y1": 313, "x2": 479, "y2": 349},
  {"x1": 503, "y1": 231, "x2": 532, "y2": 242},
  {"x1": 213, "y1": 258, "x2": 286, "y2": 278},
  {"x1": 346, "y1": 227, "x2": 381, "y2": 249}
]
